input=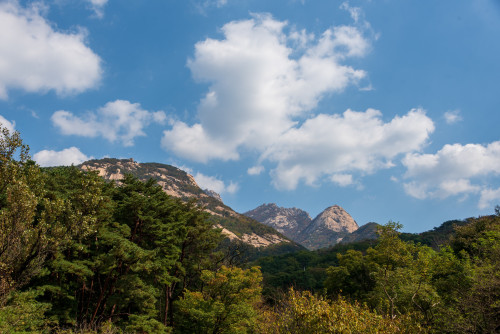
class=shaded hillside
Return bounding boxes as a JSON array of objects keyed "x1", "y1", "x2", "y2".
[
  {"x1": 400, "y1": 219, "x2": 471, "y2": 249},
  {"x1": 339, "y1": 222, "x2": 379, "y2": 244}
]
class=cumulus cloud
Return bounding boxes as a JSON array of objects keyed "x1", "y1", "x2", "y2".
[
  {"x1": 88, "y1": 0, "x2": 108, "y2": 18},
  {"x1": 161, "y1": 14, "x2": 436, "y2": 190},
  {"x1": 0, "y1": 115, "x2": 15, "y2": 132},
  {"x1": 265, "y1": 108, "x2": 434, "y2": 190},
  {"x1": 0, "y1": 2, "x2": 101, "y2": 99},
  {"x1": 34, "y1": 147, "x2": 91, "y2": 167},
  {"x1": 402, "y1": 141, "x2": 500, "y2": 207},
  {"x1": 194, "y1": 172, "x2": 238, "y2": 194},
  {"x1": 52, "y1": 100, "x2": 166, "y2": 146},
  {"x1": 444, "y1": 110, "x2": 462, "y2": 124},
  {"x1": 162, "y1": 14, "x2": 369, "y2": 163}
]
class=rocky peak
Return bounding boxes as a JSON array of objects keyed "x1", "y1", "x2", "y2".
[
  {"x1": 244, "y1": 203, "x2": 311, "y2": 240},
  {"x1": 311, "y1": 205, "x2": 358, "y2": 233},
  {"x1": 296, "y1": 205, "x2": 359, "y2": 250}
]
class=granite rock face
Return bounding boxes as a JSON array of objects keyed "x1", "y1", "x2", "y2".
[
  {"x1": 244, "y1": 203, "x2": 312, "y2": 240},
  {"x1": 298, "y1": 205, "x2": 359, "y2": 250}
]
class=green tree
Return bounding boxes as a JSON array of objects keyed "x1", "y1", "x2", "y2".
[
  {"x1": 174, "y1": 266, "x2": 262, "y2": 334},
  {"x1": 259, "y1": 288, "x2": 424, "y2": 334},
  {"x1": 0, "y1": 127, "x2": 48, "y2": 304}
]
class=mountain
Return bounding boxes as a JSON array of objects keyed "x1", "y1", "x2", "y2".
[
  {"x1": 78, "y1": 158, "x2": 301, "y2": 250},
  {"x1": 244, "y1": 203, "x2": 311, "y2": 240},
  {"x1": 298, "y1": 205, "x2": 359, "y2": 250},
  {"x1": 245, "y1": 203, "x2": 359, "y2": 250}
]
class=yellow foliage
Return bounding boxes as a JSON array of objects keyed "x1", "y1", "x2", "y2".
[{"x1": 258, "y1": 288, "x2": 426, "y2": 334}]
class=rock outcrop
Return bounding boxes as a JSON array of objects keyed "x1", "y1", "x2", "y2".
[{"x1": 244, "y1": 203, "x2": 311, "y2": 240}]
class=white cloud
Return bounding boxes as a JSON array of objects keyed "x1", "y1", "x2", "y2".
[
  {"x1": 331, "y1": 173, "x2": 354, "y2": 187},
  {"x1": 340, "y1": 2, "x2": 362, "y2": 24},
  {"x1": 479, "y1": 187, "x2": 500, "y2": 210},
  {"x1": 0, "y1": 2, "x2": 101, "y2": 99},
  {"x1": 0, "y1": 115, "x2": 15, "y2": 132},
  {"x1": 193, "y1": 172, "x2": 238, "y2": 194},
  {"x1": 52, "y1": 100, "x2": 166, "y2": 146},
  {"x1": 195, "y1": 0, "x2": 228, "y2": 15},
  {"x1": 162, "y1": 14, "x2": 369, "y2": 163},
  {"x1": 402, "y1": 141, "x2": 500, "y2": 206},
  {"x1": 88, "y1": 0, "x2": 108, "y2": 18},
  {"x1": 247, "y1": 165, "x2": 264, "y2": 175},
  {"x1": 444, "y1": 110, "x2": 462, "y2": 124},
  {"x1": 162, "y1": 15, "x2": 436, "y2": 190},
  {"x1": 265, "y1": 108, "x2": 434, "y2": 190},
  {"x1": 34, "y1": 147, "x2": 91, "y2": 167}
]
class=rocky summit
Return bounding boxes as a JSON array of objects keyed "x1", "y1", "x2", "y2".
[
  {"x1": 244, "y1": 203, "x2": 312, "y2": 240},
  {"x1": 245, "y1": 203, "x2": 360, "y2": 250}
]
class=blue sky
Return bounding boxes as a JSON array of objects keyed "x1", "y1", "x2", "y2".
[{"x1": 1, "y1": 0, "x2": 500, "y2": 232}]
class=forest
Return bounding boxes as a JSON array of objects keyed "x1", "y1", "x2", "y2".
[{"x1": 1, "y1": 126, "x2": 500, "y2": 333}]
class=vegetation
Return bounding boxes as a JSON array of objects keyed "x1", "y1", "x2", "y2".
[{"x1": 2, "y1": 126, "x2": 500, "y2": 333}]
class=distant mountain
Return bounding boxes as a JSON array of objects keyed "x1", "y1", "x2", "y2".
[
  {"x1": 79, "y1": 158, "x2": 302, "y2": 251},
  {"x1": 244, "y1": 203, "x2": 311, "y2": 240},
  {"x1": 245, "y1": 203, "x2": 359, "y2": 250},
  {"x1": 298, "y1": 205, "x2": 359, "y2": 250}
]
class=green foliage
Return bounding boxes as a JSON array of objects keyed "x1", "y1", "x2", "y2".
[
  {"x1": 0, "y1": 127, "x2": 50, "y2": 304},
  {"x1": 259, "y1": 288, "x2": 424, "y2": 333},
  {"x1": 174, "y1": 266, "x2": 262, "y2": 334},
  {"x1": 400, "y1": 219, "x2": 470, "y2": 249},
  {"x1": 0, "y1": 289, "x2": 50, "y2": 333},
  {"x1": 256, "y1": 240, "x2": 374, "y2": 302}
]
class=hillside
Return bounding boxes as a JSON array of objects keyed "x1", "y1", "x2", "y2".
[{"x1": 79, "y1": 158, "x2": 302, "y2": 250}]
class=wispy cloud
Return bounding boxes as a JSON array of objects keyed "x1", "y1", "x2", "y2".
[
  {"x1": 0, "y1": 1, "x2": 101, "y2": 99},
  {"x1": 52, "y1": 100, "x2": 166, "y2": 146},
  {"x1": 247, "y1": 165, "x2": 264, "y2": 176},
  {"x1": 444, "y1": 110, "x2": 462, "y2": 124},
  {"x1": 88, "y1": 0, "x2": 108, "y2": 18}
]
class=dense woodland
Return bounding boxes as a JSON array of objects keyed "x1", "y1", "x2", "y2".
[{"x1": 1, "y1": 127, "x2": 500, "y2": 333}]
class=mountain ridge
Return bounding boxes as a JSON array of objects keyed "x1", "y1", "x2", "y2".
[
  {"x1": 78, "y1": 158, "x2": 301, "y2": 250},
  {"x1": 245, "y1": 203, "x2": 361, "y2": 250}
]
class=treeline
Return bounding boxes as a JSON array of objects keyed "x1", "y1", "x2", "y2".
[
  {"x1": 255, "y1": 220, "x2": 500, "y2": 332},
  {"x1": 1, "y1": 127, "x2": 500, "y2": 333}
]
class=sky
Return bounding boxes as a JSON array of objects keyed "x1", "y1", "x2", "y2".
[{"x1": 1, "y1": 0, "x2": 500, "y2": 233}]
